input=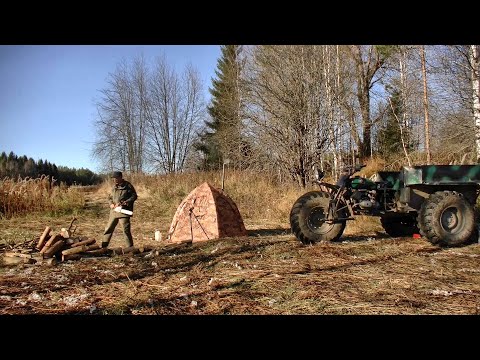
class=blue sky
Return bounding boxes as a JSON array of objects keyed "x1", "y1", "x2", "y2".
[{"x1": 0, "y1": 45, "x2": 221, "y2": 172}]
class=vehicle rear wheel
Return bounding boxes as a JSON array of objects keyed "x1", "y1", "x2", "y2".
[
  {"x1": 418, "y1": 191, "x2": 475, "y2": 246},
  {"x1": 290, "y1": 191, "x2": 346, "y2": 244}
]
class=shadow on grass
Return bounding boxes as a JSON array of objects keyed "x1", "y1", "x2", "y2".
[
  {"x1": 339, "y1": 232, "x2": 392, "y2": 243},
  {"x1": 248, "y1": 228, "x2": 291, "y2": 237}
]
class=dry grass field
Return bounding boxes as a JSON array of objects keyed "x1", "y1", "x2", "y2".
[{"x1": 1, "y1": 171, "x2": 479, "y2": 315}]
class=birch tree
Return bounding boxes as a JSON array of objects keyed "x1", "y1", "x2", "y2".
[{"x1": 470, "y1": 45, "x2": 480, "y2": 160}]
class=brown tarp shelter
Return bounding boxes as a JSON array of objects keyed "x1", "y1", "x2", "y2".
[{"x1": 167, "y1": 182, "x2": 247, "y2": 243}]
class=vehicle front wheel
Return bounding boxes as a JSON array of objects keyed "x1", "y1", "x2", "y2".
[{"x1": 290, "y1": 191, "x2": 346, "y2": 244}]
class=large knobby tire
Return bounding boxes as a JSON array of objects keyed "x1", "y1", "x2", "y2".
[
  {"x1": 380, "y1": 215, "x2": 419, "y2": 237},
  {"x1": 290, "y1": 191, "x2": 346, "y2": 244},
  {"x1": 418, "y1": 191, "x2": 476, "y2": 247}
]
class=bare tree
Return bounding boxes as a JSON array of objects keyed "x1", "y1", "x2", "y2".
[
  {"x1": 347, "y1": 45, "x2": 392, "y2": 160},
  {"x1": 243, "y1": 45, "x2": 332, "y2": 188},
  {"x1": 144, "y1": 57, "x2": 204, "y2": 173},
  {"x1": 93, "y1": 59, "x2": 135, "y2": 173}
]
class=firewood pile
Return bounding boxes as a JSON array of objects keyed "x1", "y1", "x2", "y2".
[{"x1": 1, "y1": 217, "x2": 153, "y2": 266}]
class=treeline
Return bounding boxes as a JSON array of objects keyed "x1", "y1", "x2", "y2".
[
  {"x1": 0, "y1": 151, "x2": 102, "y2": 185},
  {"x1": 92, "y1": 45, "x2": 480, "y2": 188}
]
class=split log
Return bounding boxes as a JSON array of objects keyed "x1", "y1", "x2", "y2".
[
  {"x1": 70, "y1": 238, "x2": 96, "y2": 248},
  {"x1": 43, "y1": 240, "x2": 65, "y2": 258},
  {"x1": 61, "y1": 246, "x2": 86, "y2": 256},
  {"x1": 36, "y1": 226, "x2": 51, "y2": 250},
  {"x1": 62, "y1": 253, "x2": 82, "y2": 261}
]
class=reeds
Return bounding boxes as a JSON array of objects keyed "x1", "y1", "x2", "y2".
[{"x1": 0, "y1": 175, "x2": 85, "y2": 219}]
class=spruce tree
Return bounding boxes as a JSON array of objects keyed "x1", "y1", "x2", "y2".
[
  {"x1": 195, "y1": 45, "x2": 245, "y2": 169},
  {"x1": 376, "y1": 85, "x2": 412, "y2": 157}
]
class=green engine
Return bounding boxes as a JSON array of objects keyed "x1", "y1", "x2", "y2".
[{"x1": 350, "y1": 176, "x2": 376, "y2": 190}]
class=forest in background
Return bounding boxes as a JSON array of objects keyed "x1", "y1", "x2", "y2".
[
  {"x1": 91, "y1": 45, "x2": 480, "y2": 188},
  {"x1": 0, "y1": 151, "x2": 101, "y2": 185}
]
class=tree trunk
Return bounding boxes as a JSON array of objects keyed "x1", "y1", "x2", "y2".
[
  {"x1": 420, "y1": 45, "x2": 431, "y2": 164},
  {"x1": 470, "y1": 45, "x2": 480, "y2": 161}
]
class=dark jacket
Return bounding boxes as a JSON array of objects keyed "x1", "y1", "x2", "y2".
[{"x1": 108, "y1": 180, "x2": 137, "y2": 217}]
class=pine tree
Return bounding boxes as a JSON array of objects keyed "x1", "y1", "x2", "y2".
[{"x1": 195, "y1": 45, "x2": 246, "y2": 169}]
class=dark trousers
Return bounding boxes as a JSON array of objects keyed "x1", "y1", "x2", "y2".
[{"x1": 103, "y1": 214, "x2": 134, "y2": 247}]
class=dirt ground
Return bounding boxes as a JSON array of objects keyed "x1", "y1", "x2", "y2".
[{"x1": 1, "y1": 189, "x2": 479, "y2": 315}]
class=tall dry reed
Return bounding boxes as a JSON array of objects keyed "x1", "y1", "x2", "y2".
[{"x1": 0, "y1": 175, "x2": 85, "y2": 219}]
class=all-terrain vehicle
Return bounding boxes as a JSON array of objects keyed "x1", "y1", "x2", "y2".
[{"x1": 290, "y1": 164, "x2": 480, "y2": 247}]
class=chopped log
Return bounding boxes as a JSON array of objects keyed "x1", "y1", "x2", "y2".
[
  {"x1": 31, "y1": 254, "x2": 44, "y2": 262},
  {"x1": 62, "y1": 253, "x2": 82, "y2": 261},
  {"x1": 2, "y1": 256, "x2": 24, "y2": 265},
  {"x1": 40, "y1": 234, "x2": 64, "y2": 254},
  {"x1": 43, "y1": 240, "x2": 65, "y2": 258},
  {"x1": 84, "y1": 248, "x2": 112, "y2": 256},
  {"x1": 4, "y1": 252, "x2": 33, "y2": 259},
  {"x1": 35, "y1": 257, "x2": 57, "y2": 266},
  {"x1": 70, "y1": 238, "x2": 96, "y2": 248},
  {"x1": 61, "y1": 246, "x2": 86, "y2": 256},
  {"x1": 112, "y1": 246, "x2": 139, "y2": 255},
  {"x1": 36, "y1": 226, "x2": 51, "y2": 250},
  {"x1": 85, "y1": 244, "x2": 100, "y2": 251},
  {"x1": 2, "y1": 256, "x2": 35, "y2": 265},
  {"x1": 44, "y1": 258, "x2": 57, "y2": 266}
]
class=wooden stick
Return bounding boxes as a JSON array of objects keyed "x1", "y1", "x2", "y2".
[
  {"x1": 67, "y1": 217, "x2": 77, "y2": 233},
  {"x1": 36, "y1": 226, "x2": 51, "y2": 250}
]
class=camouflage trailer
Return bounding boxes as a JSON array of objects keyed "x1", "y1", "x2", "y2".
[{"x1": 290, "y1": 164, "x2": 480, "y2": 247}]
